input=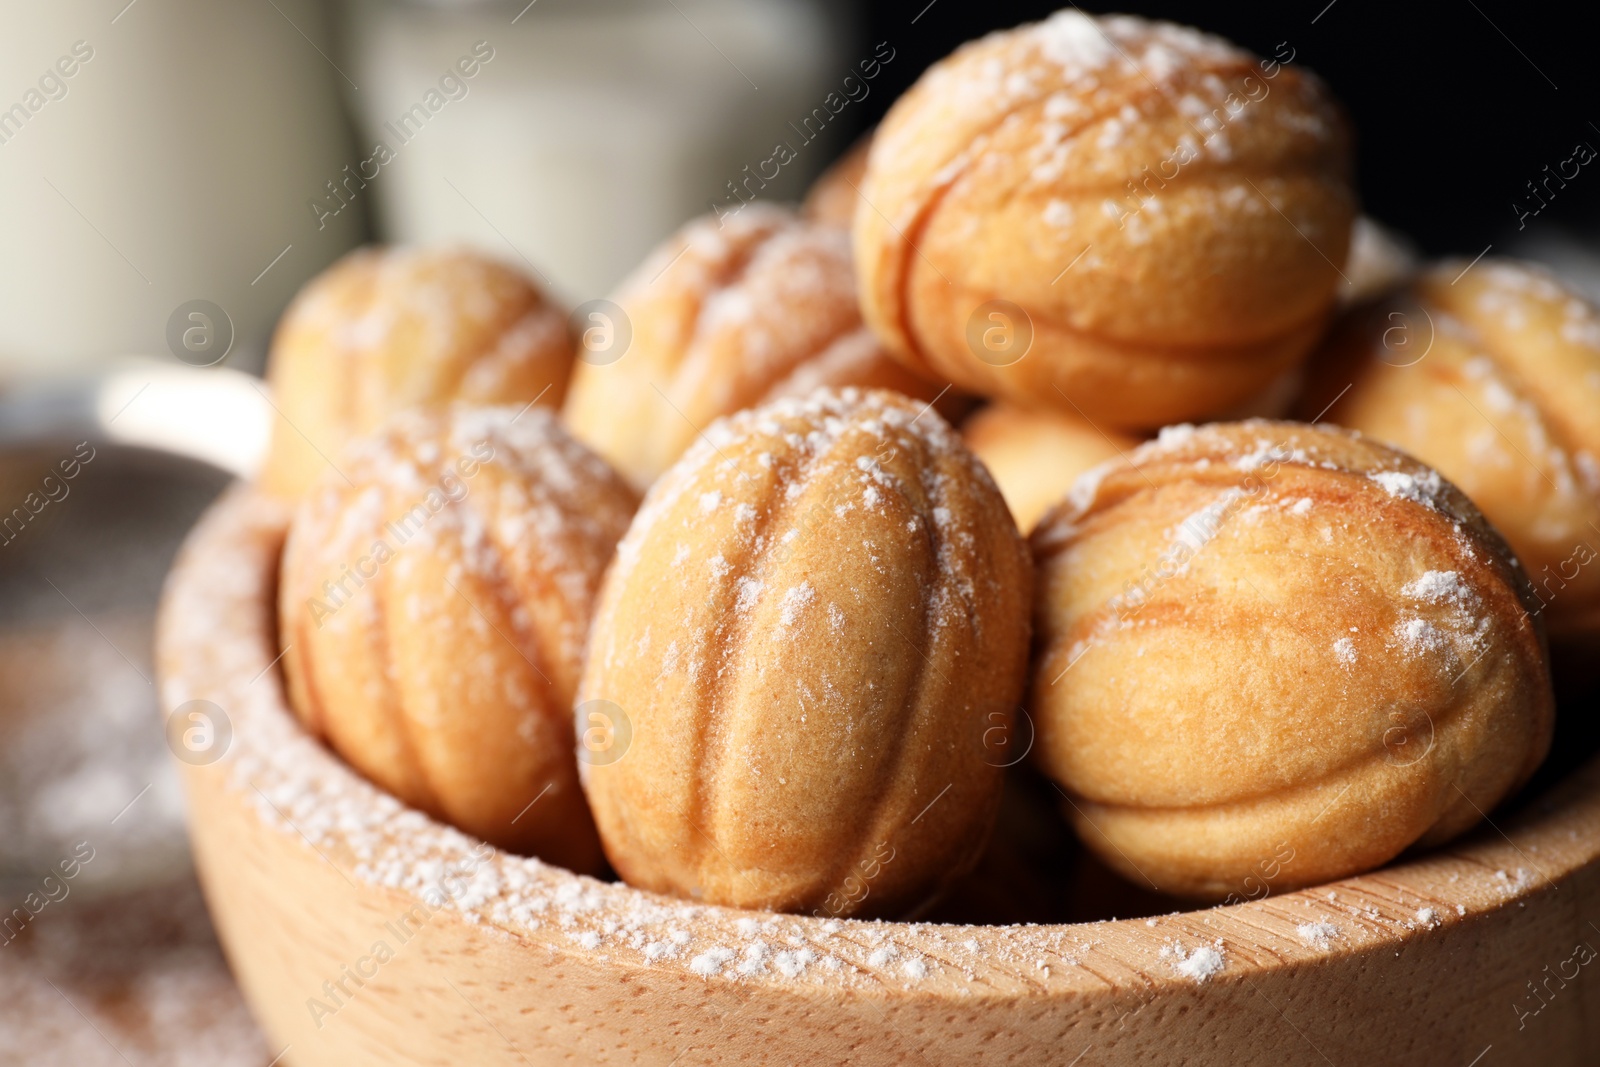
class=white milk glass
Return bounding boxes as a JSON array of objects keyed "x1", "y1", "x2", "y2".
[
  {"x1": 0, "y1": 0, "x2": 361, "y2": 377},
  {"x1": 342, "y1": 0, "x2": 850, "y2": 302}
]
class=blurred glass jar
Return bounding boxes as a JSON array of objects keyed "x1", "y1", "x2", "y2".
[
  {"x1": 0, "y1": 0, "x2": 363, "y2": 378},
  {"x1": 341, "y1": 0, "x2": 852, "y2": 301}
]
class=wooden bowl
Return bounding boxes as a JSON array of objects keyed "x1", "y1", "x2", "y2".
[{"x1": 158, "y1": 487, "x2": 1600, "y2": 1066}]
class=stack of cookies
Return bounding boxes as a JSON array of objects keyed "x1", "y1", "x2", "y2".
[{"x1": 259, "y1": 11, "x2": 1596, "y2": 915}]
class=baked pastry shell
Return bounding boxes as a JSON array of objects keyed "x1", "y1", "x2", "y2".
[{"x1": 1029, "y1": 422, "x2": 1555, "y2": 899}]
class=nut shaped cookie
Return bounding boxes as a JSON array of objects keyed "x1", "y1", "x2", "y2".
[
  {"x1": 1302, "y1": 259, "x2": 1600, "y2": 639},
  {"x1": 1030, "y1": 421, "x2": 1553, "y2": 899},
  {"x1": 578, "y1": 389, "x2": 1032, "y2": 916},
  {"x1": 262, "y1": 246, "x2": 573, "y2": 498},
  {"x1": 562, "y1": 205, "x2": 949, "y2": 491},
  {"x1": 279, "y1": 406, "x2": 636, "y2": 869},
  {"x1": 855, "y1": 12, "x2": 1354, "y2": 429},
  {"x1": 962, "y1": 403, "x2": 1141, "y2": 532}
]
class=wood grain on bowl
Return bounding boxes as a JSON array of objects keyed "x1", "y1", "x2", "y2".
[{"x1": 157, "y1": 487, "x2": 1600, "y2": 1066}]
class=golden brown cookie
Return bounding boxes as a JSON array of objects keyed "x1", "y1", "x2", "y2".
[
  {"x1": 279, "y1": 405, "x2": 636, "y2": 869},
  {"x1": 261, "y1": 246, "x2": 572, "y2": 499},
  {"x1": 854, "y1": 12, "x2": 1354, "y2": 429},
  {"x1": 577, "y1": 388, "x2": 1031, "y2": 917},
  {"x1": 1301, "y1": 259, "x2": 1600, "y2": 639},
  {"x1": 1030, "y1": 420, "x2": 1553, "y2": 899},
  {"x1": 563, "y1": 205, "x2": 950, "y2": 491},
  {"x1": 961, "y1": 403, "x2": 1140, "y2": 531}
]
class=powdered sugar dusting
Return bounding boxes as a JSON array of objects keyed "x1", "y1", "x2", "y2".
[
  {"x1": 1161, "y1": 941, "x2": 1225, "y2": 983},
  {"x1": 780, "y1": 582, "x2": 816, "y2": 626},
  {"x1": 775, "y1": 948, "x2": 816, "y2": 978},
  {"x1": 1394, "y1": 567, "x2": 1489, "y2": 665},
  {"x1": 735, "y1": 576, "x2": 765, "y2": 613},
  {"x1": 1368, "y1": 469, "x2": 1446, "y2": 510},
  {"x1": 1296, "y1": 921, "x2": 1340, "y2": 949},
  {"x1": 1393, "y1": 617, "x2": 1449, "y2": 657},
  {"x1": 1495, "y1": 868, "x2": 1537, "y2": 896},
  {"x1": 1031, "y1": 10, "x2": 1119, "y2": 73},
  {"x1": 690, "y1": 947, "x2": 736, "y2": 977},
  {"x1": 1157, "y1": 423, "x2": 1197, "y2": 447},
  {"x1": 1402, "y1": 570, "x2": 1472, "y2": 606}
]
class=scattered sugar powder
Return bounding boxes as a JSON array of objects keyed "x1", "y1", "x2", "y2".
[
  {"x1": 1296, "y1": 922, "x2": 1340, "y2": 949},
  {"x1": 867, "y1": 945, "x2": 898, "y2": 968},
  {"x1": 780, "y1": 583, "x2": 816, "y2": 626},
  {"x1": 1394, "y1": 617, "x2": 1449, "y2": 658},
  {"x1": 1332, "y1": 637, "x2": 1357, "y2": 665},
  {"x1": 1032, "y1": 10, "x2": 1118, "y2": 73},
  {"x1": 1043, "y1": 199, "x2": 1075, "y2": 228},
  {"x1": 775, "y1": 948, "x2": 816, "y2": 978},
  {"x1": 1415, "y1": 907, "x2": 1438, "y2": 927},
  {"x1": 901, "y1": 958, "x2": 929, "y2": 980},
  {"x1": 1173, "y1": 945, "x2": 1224, "y2": 983},
  {"x1": 1495, "y1": 868, "x2": 1536, "y2": 895},
  {"x1": 1368, "y1": 469, "x2": 1445, "y2": 509},
  {"x1": 643, "y1": 939, "x2": 683, "y2": 962},
  {"x1": 1157, "y1": 423, "x2": 1197, "y2": 447},
  {"x1": 1160, "y1": 939, "x2": 1225, "y2": 983},
  {"x1": 737, "y1": 941, "x2": 770, "y2": 976},
  {"x1": 734, "y1": 577, "x2": 764, "y2": 613},
  {"x1": 1401, "y1": 570, "x2": 1477, "y2": 609},
  {"x1": 690, "y1": 947, "x2": 736, "y2": 977},
  {"x1": 1233, "y1": 440, "x2": 1289, "y2": 472},
  {"x1": 698, "y1": 490, "x2": 722, "y2": 514}
]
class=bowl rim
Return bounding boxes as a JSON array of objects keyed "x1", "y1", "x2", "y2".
[{"x1": 157, "y1": 483, "x2": 1600, "y2": 1003}]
